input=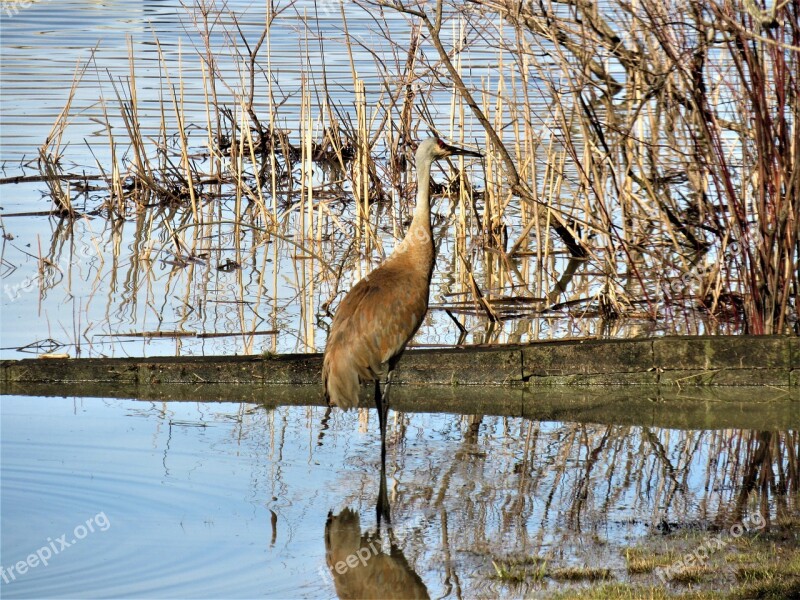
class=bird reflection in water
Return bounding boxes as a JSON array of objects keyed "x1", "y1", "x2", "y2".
[{"x1": 324, "y1": 507, "x2": 429, "y2": 600}]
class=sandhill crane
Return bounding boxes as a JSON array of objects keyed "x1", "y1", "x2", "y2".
[{"x1": 323, "y1": 137, "x2": 481, "y2": 463}]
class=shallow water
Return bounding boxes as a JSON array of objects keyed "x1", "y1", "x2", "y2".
[
  {"x1": 2, "y1": 388, "x2": 798, "y2": 598},
  {"x1": 2, "y1": 0, "x2": 726, "y2": 362},
  {"x1": 3, "y1": 0, "x2": 425, "y2": 359}
]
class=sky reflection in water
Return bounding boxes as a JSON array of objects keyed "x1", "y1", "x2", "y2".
[{"x1": 2, "y1": 390, "x2": 797, "y2": 598}]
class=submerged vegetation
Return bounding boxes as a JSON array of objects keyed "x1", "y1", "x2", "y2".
[
  {"x1": 445, "y1": 422, "x2": 800, "y2": 598},
  {"x1": 3, "y1": 0, "x2": 797, "y2": 356}
]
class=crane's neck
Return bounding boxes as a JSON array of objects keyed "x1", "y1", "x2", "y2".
[
  {"x1": 406, "y1": 155, "x2": 434, "y2": 246},
  {"x1": 390, "y1": 154, "x2": 435, "y2": 270},
  {"x1": 411, "y1": 155, "x2": 433, "y2": 227}
]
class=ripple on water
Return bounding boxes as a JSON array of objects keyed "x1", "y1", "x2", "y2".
[{"x1": 0, "y1": 397, "x2": 308, "y2": 598}]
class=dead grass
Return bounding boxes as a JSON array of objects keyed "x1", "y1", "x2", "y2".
[{"x1": 29, "y1": 0, "x2": 800, "y2": 350}]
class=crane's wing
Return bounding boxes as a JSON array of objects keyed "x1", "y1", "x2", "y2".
[{"x1": 323, "y1": 265, "x2": 429, "y2": 409}]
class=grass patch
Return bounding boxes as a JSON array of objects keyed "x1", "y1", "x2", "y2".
[
  {"x1": 736, "y1": 566, "x2": 776, "y2": 582},
  {"x1": 548, "y1": 583, "x2": 730, "y2": 600},
  {"x1": 730, "y1": 580, "x2": 800, "y2": 600},
  {"x1": 490, "y1": 556, "x2": 547, "y2": 583},
  {"x1": 549, "y1": 566, "x2": 612, "y2": 581},
  {"x1": 490, "y1": 558, "x2": 612, "y2": 585},
  {"x1": 545, "y1": 583, "x2": 728, "y2": 599},
  {"x1": 671, "y1": 565, "x2": 714, "y2": 584},
  {"x1": 624, "y1": 547, "x2": 677, "y2": 574},
  {"x1": 730, "y1": 544, "x2": 800, "y2": 599},
  {"x1": 487, "y1": 517, "x2": 799, "y2": 596}
]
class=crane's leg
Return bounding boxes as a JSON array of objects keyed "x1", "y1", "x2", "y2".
[
  {"x1": 374, "y1": 372, "x2": 394, "y2": 528},
  {"x1": 374, "y1": 380, "x2": 387, "y2": 466},
  {"x1": 383, "y1": 370, "x2": 395, "y2": 403},
  {"x1": 376, "y1": 454, "x2": 391, "y2": 528},
  {"x1": 376, "y1": 370, "x2": 395, "y2": 466},
  {"x1": 316, "y1": 405, "x2": 332, "y2": 448}
]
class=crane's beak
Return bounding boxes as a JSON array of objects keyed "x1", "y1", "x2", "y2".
[{"x1": 443, "y1": 141, "x2": 482, "y2": 158}]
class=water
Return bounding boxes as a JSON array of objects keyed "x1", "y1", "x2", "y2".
[
  {"x1": 1, "y1": 0, "x2": 492, "y2": 359},
  {"x1": 2, "y1": 388, "x2": 798, "y2": 598},
  {"x1": 2, "y1": 0, "x2": 716, "y2": 361},
  {"x1": 2, "y1": 0, "x2": 428, "y2": 359},
  {"x1": 1, "y1": 396, "x2": 322, "y2": 597}
]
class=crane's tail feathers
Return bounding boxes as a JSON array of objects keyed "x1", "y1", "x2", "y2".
[{"x1": 322, "y1": 353, "x2": 360, "y2": 410}]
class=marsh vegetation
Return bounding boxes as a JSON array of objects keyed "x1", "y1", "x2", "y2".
[{"x1": 2, "y1": 0, "x2": 797, "y2": 358}]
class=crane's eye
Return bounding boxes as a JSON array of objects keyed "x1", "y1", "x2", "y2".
[{"x1": 437, "y1": 139, "x2": 446, "y2": 149}]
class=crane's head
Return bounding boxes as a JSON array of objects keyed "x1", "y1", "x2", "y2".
[{"x1": 416, "y1": 137, "x2": 482, "y2": 163}]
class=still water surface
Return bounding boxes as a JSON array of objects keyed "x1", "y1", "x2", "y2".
[
  {"x1": 1, "y1": 0, "x2": 677, "y2": 361},
  {"x1": 2, "y1": 389, "x2": 798, "y2": 598},
  {"x1": 2, "y1": 0, "x2": 500, "y2": 359}
]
